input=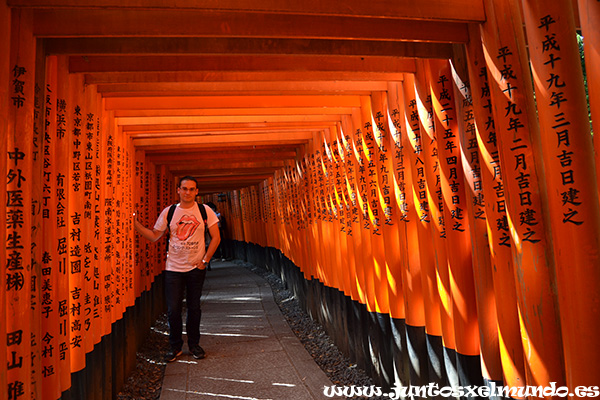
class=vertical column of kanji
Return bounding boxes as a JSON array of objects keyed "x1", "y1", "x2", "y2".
[
  {"x1": 339, "y1": 117, "x2": 363, "y2": 305},
  {"x1": 358, "y1": 97, "x2": 390, "y2": 316},
  {"x1": 135, "y1": 150, "x2": 148, "y2": 299},
  {"x1": 333, "y1": 126, "x2": 351, "y2": 297},
  {"x1": 286, "y1": 169, "x2": 300, "y2": 268},
  {"x1": 371, "y1": 91, "x2": 406, "y2": 324},
  {"x1": 480, "y1": 0, "x2": 565, "y2": 388},
  {"x1": 412, "y1": 68, "x2": 452, "y2": 389},
  {"x1": 307, "y1": 149, "x2": 322, "y2": 282},
  {"x1": 321, "y1": 131, "x2": 342, "y2": 292},
  {"x1": 0, "y1": 2, "x2": 9, "y2": 396},
  {"x1": 93, "y1": 94, "x2": 104, "y2": 341},
  {"x1": 99, "y1": 107, "x2": 113, "y2": 335},
  {"x1": 350, "y1": 109, "x2": 376, "y2": 314},
  {"x1": 297, "y1": 160, "x2": 311, "y2": 278},
  {"x1": 146, "y1": 161, "x2": 157, "y2": 287},
  {"x1": 521, "y1": 0, "x2": 600, "y2": 388},
  {"x1": 67, "y1": 73, "x2": 86, "y2": 374},
  {"x1": 126, "y1": 135, "x2": 137, "y2": 309},
  {"x1": 40, "y1": 55, "x2": 60, "y2": 400},
  {"x1": 6, "y1": 10, "x2": 35, "y2": 399},
  {"x1": 576, "y1": 0, "x2": 600, "y2": 193},
  {"x1": 270, "y1": 177, "x2": 281, "y2": 254},
  {"x1": 82, "y1": 85, "x2": 98, "y2": 352},
  {"x1": 399, "y1": 75, "x2": 433, "y2": 388},
  {"x1": 387, "y1": 80, "x2": 420, "y2": 386},
  {"x1": 311, "y1": 140, "x2": 327, "y2": 284},
  {"x1": 105, "y1": 118, "x2": 117, "y2": 324},
  {"x1": 332, "y1": 127, "x2": 352, "y2": 298},
  {"x1": 308, "y1": 151, "x2": 322, "y2": 281},
  {"x1": 451, "y1": 51, "x2": 503, "y2": 386},
  {"x1": 54, "y1": 56, "x2": 71, "y2": 393},
  {"x1": 465, "y1": 24, "x2": 526, "y2": 390},
  {"x1": 31, "y1": 43, "x2": 46, "y2": 400}
]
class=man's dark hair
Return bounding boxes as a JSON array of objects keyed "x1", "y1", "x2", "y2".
[{"x1": 178, "y1": 175, "x2": 199, "y2": 188}]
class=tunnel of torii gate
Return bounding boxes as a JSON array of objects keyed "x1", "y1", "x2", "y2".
[{"x1": 1, "y1": 0, "x2": 600, "y2": 399}]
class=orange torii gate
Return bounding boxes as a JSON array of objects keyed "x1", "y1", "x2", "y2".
[{"x1": 2, "y1": 1, "x2": 600, "y2": 399}]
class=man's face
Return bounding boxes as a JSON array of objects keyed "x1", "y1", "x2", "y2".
[{"x1": 177, "y1": 179, "x2": 198, "y2": 202}]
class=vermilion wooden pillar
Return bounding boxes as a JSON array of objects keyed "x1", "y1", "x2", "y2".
[
  {"x1": 413, "y1": 66, "x2": 453, "y2": 388},
  {"x1": 331, "y1": 126, "x2": 352, "y2": 297},
  {"x1": 41, "y1": 55, "x2": 61, "y2": 400},
  {"x1": 340, "y1": 114, "x2": 367, "y2": 305},
  {"x1": 0, "y1": 1, "x2": 9, "y2": 395},
  {"x1": 479, "y1": 0, "x2": 566, "y2": 389},
  {"x1": 521, "y1": 0, "x2": 600, "y2": 388},
  {"x1": 370, "y1": 91, "x2": 406, "y2": 321},
  {"x1": 427, "y1": 58, "x2": 482, "y2": 388},
  {"x1": 99, "y1": 105, "x2": 113, "y2": 335},
  {"x1": 6, "y1": 9, "x2": 35, "y2": 399},
  {"x1": 450, "y1": 52, "x2": 503, "y2": 385},
  {"x1": 400, "y1": 74, "x2": 433, "y2": 388},
  {"x1": 359, "y1": 96, "x2": 390, "y2": 315},
  {"x1": 55, "y1": 55, "x2": 72, "y2": 394},
  {"x1": 465, "y1": 24, "x2": 526, "y2": 391},
  {"x1": 32, "y1": 40, "x2": 46, "y2": 400},
  {"x1": 351, "y1": 108, "x2": 376, "y2": 312},
  {"x1": 68, "y1": 72, "x2": 87, "y2": 374},
  {"x1": 386, "y1": 80, "x2": 418, "y2": 385}
]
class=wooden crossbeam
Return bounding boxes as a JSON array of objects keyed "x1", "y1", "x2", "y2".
[
  {"x1": 33, "y1": 10, "x2": 470, "y2": 42},
  {"x1": 68, "y1": 55, "x2": 417, "y2": 73},
  {"x1": 18, "y1": 1, "x2": 485, "y2": 22},
  {"x1": 45, "y1": 37, "x2": 454, "y2": 59}
]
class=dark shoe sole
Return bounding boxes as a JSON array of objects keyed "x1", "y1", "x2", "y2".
[{"x1": 166, "y1": 350, "x2": 182, "y2": 362}]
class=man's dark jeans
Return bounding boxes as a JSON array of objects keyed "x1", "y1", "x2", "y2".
[{"x1": 164, "y1": 267, "x2": 207, "y2": 352}]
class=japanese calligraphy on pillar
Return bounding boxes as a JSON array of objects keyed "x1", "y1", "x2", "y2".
[
  {"x1": 41, "y1": 67, "x2": 59, "y2": 393},
  {"x1": 389, "y1": 106, "x2": 409, "y2": 222},
  {"x1": 69, "y1": 103, "x2": 85, "y2": 359},
  {"x1": 7, "y1": 62, "x2": 33, "y2": 400},
  {"x1": 406, "y1": 96, "x2": 430, "y2": 225},
  {"x1": 496, "y1": 45, "x2": 542, "y2": 244}
]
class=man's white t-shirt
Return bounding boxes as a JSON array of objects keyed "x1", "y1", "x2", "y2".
[{"x1": 153, "y1": 203, "x2": 219, "y2": 272}]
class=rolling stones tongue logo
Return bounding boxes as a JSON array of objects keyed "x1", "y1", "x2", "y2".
[{"x1": 175, "y1": 214, "x2": 200, "y2": 241}]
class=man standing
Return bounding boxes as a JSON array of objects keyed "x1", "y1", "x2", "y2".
[{"x1": 134, "y1": 176, "x2": 221, "y2": 362}]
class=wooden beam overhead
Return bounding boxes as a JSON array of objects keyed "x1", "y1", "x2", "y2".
[
  {"x1": 112, "y1": 107, "x2": 355, "y2": 118},
  {"x1": 68, "y1": 55, "x2": 418, "y2": 74},
  {"x1": 84, "y1": 71, "x2": 405, "y2": 84},
  {"x1": 16, "y1": 0, "x2": 485, "y2": 22},
  {"x1": 105, "y1": 94, "x2": 362, "y2": 110},
  {"x1": 32, "y1": 10, "x2": 470, "y2": 42},
  {"x1": 116, "y1": 114, "x2": 343, "y2": 126},
  {"x1": 95, "y1": 80, "x2": 391, "y2": 95},
  {"x1": 45, "y1": 37, "x2": 454, "y2": 59}
]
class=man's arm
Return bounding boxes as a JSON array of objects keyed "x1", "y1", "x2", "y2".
[
  {"x1": 133, "y1": 213, "x2": 166, "y2": 242},
  {"x1": 203, "y1": 223, "x2": 221, "y2": 262}
]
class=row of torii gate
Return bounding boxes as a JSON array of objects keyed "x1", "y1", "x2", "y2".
[{"x1": 2, "y1": 0, "x2": 600, "y2": 399}]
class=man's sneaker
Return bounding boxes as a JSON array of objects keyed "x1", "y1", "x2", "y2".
[
  {"x1": 190, "y1": 345, "x2": 206, "y2": 359},
  {"x1": 165, "y1": 349, "x2": 182, "y2": 363}
]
